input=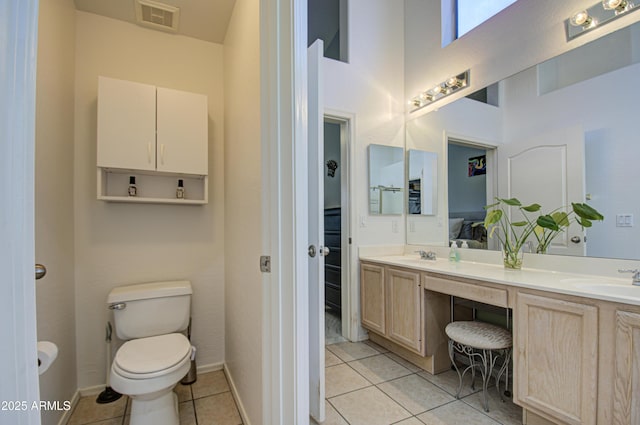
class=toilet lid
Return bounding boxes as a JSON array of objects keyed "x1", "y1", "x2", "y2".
[{"x1": 115, "y1": 333, "x2": 191, "y2": 375}]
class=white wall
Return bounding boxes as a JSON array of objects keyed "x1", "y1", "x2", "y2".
[
  {"x1": 73, "y1": 12, "x2": 225, "y2": 388},
  {"x1": 35, "y1": 0, "x2": 77, "y2": 423},
  {"x1": 405, "y1": 0, "x2": 640, "y2": 118},
  {"x1": 223, "y1": 0, "x2": 262, "y2": 423},
  {"x1": 501, "y1": 60, "x2": 640, "y2": 260},
  {"x1": 323, "y1": 0, "x2": 405, "y2": 246}
]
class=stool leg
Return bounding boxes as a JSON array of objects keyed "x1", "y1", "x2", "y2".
[
  {"x1": 448, "y1": 340, "x2": 464, "y2": 399},
  {"x1": 481, "y1": 349, "x2": 492, "y2": 412}
]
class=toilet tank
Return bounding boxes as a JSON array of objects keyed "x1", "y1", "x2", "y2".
[{"x1": 108, "y1": 280, "x2": 192, "y2": 340}]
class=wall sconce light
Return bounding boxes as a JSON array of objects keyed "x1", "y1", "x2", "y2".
[
  {"x1": 409, "y1": 70, "x2": 470, "y2": 113},
  {"x1": 566, "y1": 0, "x2": 637, "y2": 40},
  {"x1": 326, "y1": 159, "x2": 338, "y2": 177}
]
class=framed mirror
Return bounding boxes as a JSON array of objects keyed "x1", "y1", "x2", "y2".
[
  {"x1": 407, "y1": 150, "x2": 437, "y2": 216},
  {"x1": 368, "y1": 144, "x2": 404, "y2": 215},
  {"x1": 405, "y1": 21, "x2": 640, "y2": 260}
]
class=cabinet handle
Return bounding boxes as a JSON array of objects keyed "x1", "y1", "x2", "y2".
[
  {"x1": 160, "y1": 144, "x2": 165, "y2": 165},
  {"x1": 147, "y1": 143, "x2": 152, "y2": 164}
]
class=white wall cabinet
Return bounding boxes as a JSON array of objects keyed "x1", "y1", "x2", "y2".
[{"x1": 97, "y1": 76, "x2": 208, "y2": 204}]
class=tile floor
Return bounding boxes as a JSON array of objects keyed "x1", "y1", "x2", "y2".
[
  {"x1": 322, "y1": 340, "x2": 522, "y2": 425},
  {"x1": 66, "y1": 370, "x2": 242, "y2": 425}
]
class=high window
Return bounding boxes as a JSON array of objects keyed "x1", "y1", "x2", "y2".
[
  {"x1": 456, "y1": 0, "x2": 517, "y2": 37},
  {"x1": 308, "y1": 0, "x2": 348, "y2": 62}
]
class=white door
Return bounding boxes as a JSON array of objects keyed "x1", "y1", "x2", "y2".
[
  {"x1": 156, "y1": 87, "x2": 208, "y2": 175},
  {"x1": 0, "y1": 1, "x2": 41, "y2": 423},
  {"x1": 308, "y1": 40, "x2": 325, "y2": 423},
  {"x1": 498, "y1": 126, "x2": 586, "y2": 256}
]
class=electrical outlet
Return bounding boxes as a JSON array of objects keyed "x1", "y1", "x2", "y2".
[{"x1": 616, "y1": 214, "x2": 634, "y2": 227}]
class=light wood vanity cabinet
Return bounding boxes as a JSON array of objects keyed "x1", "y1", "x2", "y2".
[
  {"x1": 360, "y1": 262, "x2": 424, "y2": 355},
  {"x1": 515, "y1": 292, "x2": 598, "y2": 425},
  {"x1": 611, "y1": 310, "x2": 640, "y2": 425},
  {"x1": 386, "y1": 267, "x2": 424, "y2": 353},
  {"x1": 360, "y1": 262, "x2": 386, "y2": 335}
]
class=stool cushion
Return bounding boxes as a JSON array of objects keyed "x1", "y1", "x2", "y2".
[{"x1": 445, "y1": 321, "x2": 512, "y2": 350}]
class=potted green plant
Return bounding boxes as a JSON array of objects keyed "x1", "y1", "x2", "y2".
[{"x1": 481, "y1": 198, "x2": 604, "y2": 269}]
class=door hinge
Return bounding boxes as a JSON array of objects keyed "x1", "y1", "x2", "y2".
[{"x1": 260, "y1": 255, "x2": 271, "y2": 273}]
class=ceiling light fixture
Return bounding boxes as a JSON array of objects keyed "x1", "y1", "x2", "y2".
[
  {"x1": 409, "y1": 70, "x2": 470, "y2": 113},
  {"x1": 566, "y1": 0, "x2": 637, "y2": 40}
]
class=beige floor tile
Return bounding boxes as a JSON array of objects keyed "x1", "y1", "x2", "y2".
[
  {"x1": 191, "y1": 370, "x2": 230, "y2": 399},
  {"x1": 179, "y1": 400, "x2": 197, "y2": 425},
  {"x1": 67, "y1": 395, "x2": 127, "y2": 425},
  {"x1": 377, "y1": 374, "x2": 455, "y2": 415},
  {"x1": 416, "y1": 400, "x2": 500, "y2": 425},
  {"x1": 362, "y1": 339, "x2": 389, "y2": 353},
  {"x1": 325, "y1": 363, "x2": 371, "y2": 398},
  {"x1": 418, "y1": 369, "x2": 483, "y2": 398},
  {"x1": 194, "y1": 392, "x2": 242, "y2": 425},
  {"x1": 81, "y1": 419, "x2": 123, "y2": 425},
  {"x1": 174, "y1": 382, "x2": 193, "y2": 402},
  {"x1": 330, "y1": 386, "x2": 412, "y2": 425},
  {"x1": 348, "y1": 354, "x2": 412, "y2": 385},
  {"x1": 322, "y1": 400, "x2": 349, "y2": 425},
  {"x1": 384, "y1": 352, "x2": 423, "y2": 373},
  {"x1": 327, "y1": 341, "x2": 381, "y2": 362},
  {"x1": 461, "y1": 388, "x2": 522, "y2": 425},
  {"x1": 395, "y1": 418, "x2": 426, "y2": 425},
  {"x1": 325, "y1": 347, "x2": 344, "y2": 367}
]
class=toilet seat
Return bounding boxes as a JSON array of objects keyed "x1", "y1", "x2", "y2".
[{"x1": 113, "y1": 333, "x2": 191, "y2": 379}]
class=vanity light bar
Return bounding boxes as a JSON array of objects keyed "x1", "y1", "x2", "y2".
[
  {"x1": 409, "y1": 70, "x2": 470, "y2": 113},
  {"x1": 566, "y1": 0, "x2": 638, "y2": 40}
]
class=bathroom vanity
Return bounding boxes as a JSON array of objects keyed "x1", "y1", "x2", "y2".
[{"x1": 360, "y1": 251, "x2": 640, "y2": 425}]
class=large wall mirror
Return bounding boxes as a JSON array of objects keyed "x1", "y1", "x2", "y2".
[
  {"x1": 406, "y1": 21, "x2": 640, "y2": 261},
  {"x1": 368, "y1": 144, "x2": 404, "y2": 215}
]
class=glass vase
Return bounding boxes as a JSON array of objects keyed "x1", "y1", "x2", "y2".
[{"x1": 503, "y1": 248, "x2": 524, "y2": 270}]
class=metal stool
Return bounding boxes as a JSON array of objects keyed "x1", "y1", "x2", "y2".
[{"x1": 445, "y1": 321, "x2": 512, "y2": 412}]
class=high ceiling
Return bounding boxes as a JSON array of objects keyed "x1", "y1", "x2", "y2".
[{"x1": 74, "y1": 0, "x2": 237, "y2": 44}]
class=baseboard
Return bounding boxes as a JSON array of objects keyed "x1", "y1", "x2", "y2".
[
  {"x1": 196, "y1": 361, "x2": 223, "y2": 374},
  {"x1": 224, "y1": 364, "x2": 251, "y2": 425},
  {"x1": 57, "y1": 389, "x2": 79, "y2": 425},
  {"x1": 78, "y1": 384, "x2": 106, "y2": 397}
]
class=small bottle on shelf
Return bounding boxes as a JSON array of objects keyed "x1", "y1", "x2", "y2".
[
  {"x1": 176, "y1": 179, "x2": 185, "y2": 199},
  {"x1": 128, "y1": 176, "x2": 137, "y2": 197}
]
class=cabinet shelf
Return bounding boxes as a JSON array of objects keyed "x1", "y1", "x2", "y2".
[{"x1": 97, "y1": 168, "x2": 208, "y2": 205}]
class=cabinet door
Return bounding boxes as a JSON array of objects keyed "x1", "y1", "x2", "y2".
[
  {"x1": 515, "y1": 292, "x2": 598, "y2": 425},
  {"x1": 156, "y1": 87, "x2": 208, "y2": 175},
  {"x1": 360, "y1": 263, "x2": 386, "y2": 335},
  {"x1": 97, "y1": 77, "x2": 156, "y2": 171},
  {"x1": 613, "y1": 311, "x2": 640, "y2": 425},
  {"x1": 386, "y1": 267, "x2": 424, "y2": 355}
]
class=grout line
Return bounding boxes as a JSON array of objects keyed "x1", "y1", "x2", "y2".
[{"x1": 326, "y1": 397, "x2": 352, "y2": 425}]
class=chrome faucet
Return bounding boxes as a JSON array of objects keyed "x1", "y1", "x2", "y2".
[
  {"x1": 415, "y1": 250, "x2": 437, "y2": 260},
  {"x1": 619, "y1": 269, "x2": 640, "y2": 286}
]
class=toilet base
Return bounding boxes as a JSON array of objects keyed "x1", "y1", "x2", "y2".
[{"x1": 129, "y1": 390, "x2": 179, "y2": 425}]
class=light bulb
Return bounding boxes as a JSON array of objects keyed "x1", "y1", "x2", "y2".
[
  {"x1": 602, "y1": 0, "x2": 628, "y2": 10},
  {"x1": 432, "y1": 85, "x2": 443, "y2": 95},
  {"x1": 570, "y1": 10, "x2": 592, "y2": 27}
]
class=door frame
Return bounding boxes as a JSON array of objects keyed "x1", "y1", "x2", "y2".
[
  {"x1": 324, "y1": 111, "x2": 357, "y2": 341},
  {"x1": 0, "y1": 0, "x2": 41, "y2": 423}
]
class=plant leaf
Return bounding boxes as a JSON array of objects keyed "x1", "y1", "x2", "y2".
[
  {"x1": 572, "y1": 203, "x2": 604, "y2": 221},
  {"x1": 499, "y1": 198, "x2": 522, "y2": 206},
  {"x1": 551, "y1": 211, "x2": 570, "y2": 227},
  {"x1": 537, "y1": 215, "x2": 560, "y2": 231},
  {"x1": 521, "y1": 203, "x2": 541, "y2": 212},
  {"x1": 483, "y1": 201, "x2": 500, "y2": 210},
  {"x1": 511, "y1": 221, "x2": 528, "y2": 227},
  {"x1": 534, "y1": 225, "x2": 544, "y2": 237},
  {"x1": 577, "y1": 217, "x2": 593, "y2": 228},
  {"x1": 484, "y1": 209, "x2": 502, "y2": 227}
]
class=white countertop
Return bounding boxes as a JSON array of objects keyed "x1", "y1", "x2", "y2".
[{"x1": 360, "y1": 253, "x2": 640, "y2": 306}]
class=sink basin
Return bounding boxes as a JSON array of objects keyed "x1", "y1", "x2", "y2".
[{"x1": 569, "y1": 282, "x2": 640, "y2": 298}]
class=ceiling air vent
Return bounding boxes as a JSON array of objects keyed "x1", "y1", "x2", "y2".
[{"x1": 135, "y1": 0, "x2": 180, "y2": 33}]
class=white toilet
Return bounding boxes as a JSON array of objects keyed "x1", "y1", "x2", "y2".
[{"x1": 107, "y1": 280, "x2": 193, "y2": 425}]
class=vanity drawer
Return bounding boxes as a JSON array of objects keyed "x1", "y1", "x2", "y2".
[{"x1": 424, "y1": 274, "x2": 508, "y2": 307}]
